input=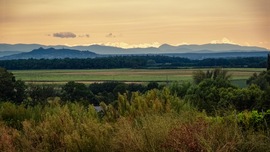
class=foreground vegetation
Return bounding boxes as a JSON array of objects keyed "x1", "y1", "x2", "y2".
[
  {"x1": 1, "y1": 67, "x2": 270, "y2": 151},
  {"x1": 1, "y1": 90, "x2": 270, "y2": 152}
]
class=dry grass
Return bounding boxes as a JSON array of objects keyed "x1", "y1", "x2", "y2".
[{"x1": 0, "y1": 88, "x2": 269, "y2": 151}]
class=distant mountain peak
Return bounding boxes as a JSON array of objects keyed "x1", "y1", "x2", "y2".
[
  {"x1": 0, "y1": 48, "x2": 98, "y2": 60},
  {"x1": 159, "y1": 43, "x2": 173, "y2": 48}
]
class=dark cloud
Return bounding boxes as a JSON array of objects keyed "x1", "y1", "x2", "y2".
[
  {"x1": 106, "y1": 33, "x2": 116, "y2": 38},
  {"x1": 79, "y1": 34, "x2": 90, "y2": 38},
  {"x1": 53, "y1": 32, "x2": 76, "y2": 38}
]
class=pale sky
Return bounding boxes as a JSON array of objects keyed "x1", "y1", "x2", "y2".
[{"x1": 0, "y1": 0, "x2": 269, "y2": 48}]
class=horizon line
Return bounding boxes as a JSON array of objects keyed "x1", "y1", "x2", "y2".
[{"x1": 0, "y1": 42, "x2": 269, "y2": 50}]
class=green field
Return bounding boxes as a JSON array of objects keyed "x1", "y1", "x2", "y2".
[{"x1": 11, "y1": 68, "x2": 265, "y2": 86}]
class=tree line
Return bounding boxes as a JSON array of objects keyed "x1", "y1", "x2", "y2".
[
  {"x1": 0, "y1": 67, "x2": 161, "y2": 106},
  {"x1": 1, "y1": 66, "x2": 270, "y2": 114},
  {"x1": 0, "y1": 56, "x2": 267, "y2": 70}
]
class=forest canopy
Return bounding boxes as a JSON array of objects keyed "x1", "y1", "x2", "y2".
[{"x1": 0, "y1": 56, "x2": 267, "y2": 70}]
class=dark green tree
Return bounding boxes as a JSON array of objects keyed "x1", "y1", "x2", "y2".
[
  {"x1": 267, "y1": 53, "x2": 270, "y2": 71},
  {"x1": 187, "y1": 68, "x2": 235, "y2": 114},
  {"x1": 113, "y1": 84, "x2": 128, "y2": 97},
  {"x1": 193, "y1": 70, "x2": 208, "y2": 84},
  {"x1": 169, "y1": 81, "x2": 191, "y2": 98},
  {"x1": 27, "y1": 84, "x2": 58, "y2": 105},
  {"x1": 0, "y1": 68, "x2": 15, "y2": 101},
  {"x1": 193, "y1": 68, "x2": 231, "y2": 84},
  {"x1": 127, "y1": 83, "x2": 146, "y2": 93},
  {"x1": 246, "y1": 69, "x2": 270, "y2": 110},
  {"x1": 89, "y1": 82, "x2": 122, "y2": 94},
  {"x1": 14, "y1": 80, "x2": 27, "y2": 103},
  {"x1": 186, "y1": 78, "x2": 234, "y2": 114},
  {"x1": 247, "y1": 71, "x2": 270, "y2": 90},
  {"x1": 0, "y1": 67, "x2": 26, "y2": 103},
  {"x1": 212, "y1": 68, "x2": 231, "y2": 80},
  {"x1": 61, "y1": 81, "x2": 94, "y2": 103},
  {"x1": 147, "y1": 82, "x2": 159, "y2": 90}
]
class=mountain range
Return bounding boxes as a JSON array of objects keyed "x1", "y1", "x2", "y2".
[
  {"x1": 0, "y1": 43, "x2": 269, "y2": 60},
  {"x1": 0, "y1": 48, "x2": 98, "y2": 60}
]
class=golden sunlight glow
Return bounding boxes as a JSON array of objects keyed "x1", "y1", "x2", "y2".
[{"x1": 0, "y1": 0, "x2": 269, "y2": 48}]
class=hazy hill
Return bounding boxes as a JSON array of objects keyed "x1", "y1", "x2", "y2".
[
  {"x1": 72, "y1": 45, "x2": 125, "y2": 54},
  {"x1": 0, "y1": 43, "x2": 268, "y2": 55},
  {"x1": 163, "y1": 51, "x2": 269, "y2": 60},
  {"x1": 0, "y1": 47, "x2": 99, "y2": 60},
  {"x1": 0, "y1": 43, "x2": 269, "y2": 60},
  {"x1": 173, "y1": 44, "x2": 268, "y2": 52},
  {"x1": 0, "y1": 43, "x2": 45, "y2": 52},
  {"x1": 0, "y1": 51, "x2": 22, "y2": 57}
]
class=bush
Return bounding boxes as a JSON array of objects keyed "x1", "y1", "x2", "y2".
[
  {"x1": 0, "y1": 102, "x2": 31, "y2": 129},
  {"x1": 0, "y1": 122, "x2": 19, "y2": 152},
  {"x1": 61, "y1": 81, "x2": 94, "y2": 104},
  {"x1": 169, "y1": 81, "x2": 191, "y2": 98},
  {"x1": 27, "y1": 84, "x2": 59, "y2": 105},
  {"x1": 237, "y1": 110, "x2": 270, "y2": 131}
]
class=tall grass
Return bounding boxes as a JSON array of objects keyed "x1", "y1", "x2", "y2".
[{"x1": 0, "y1": 89, "x2": 269, "y2": 152}]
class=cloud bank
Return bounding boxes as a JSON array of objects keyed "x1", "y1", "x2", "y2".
[
  {"x1": 79, "y1": 34, "x2": 90, "y2": 38},
  {"x1": 91, "y1": 42, "x2": 161, "y2": 49},
  {"x1": 210, "y1": 38, "x2": 236, "y2": 44},
  {"x1": 53, "y1": 32, "x2": 76, "y2": 38}
]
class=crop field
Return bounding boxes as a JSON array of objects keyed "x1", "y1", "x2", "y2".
[{"x1": 11, "y1": 68, "x2": 264, "y2": 86}]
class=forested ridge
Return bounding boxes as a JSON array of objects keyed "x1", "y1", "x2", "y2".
[{"x1": 0, "y1": 56, "x2": 267, "y2": 70}]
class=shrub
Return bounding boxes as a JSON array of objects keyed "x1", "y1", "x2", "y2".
[
  {"x1": 0, "y1": 122, "x2": 20, "y2": 152},
  {"x1": 61, "y1": 81, "x2": 94, "y2": 103},
  {"x1": 27, "y1": 84, "x2": 59, "y2": 105},
  {"x1": 0, "y1": 102, "x2": 31, "y2": 129}
]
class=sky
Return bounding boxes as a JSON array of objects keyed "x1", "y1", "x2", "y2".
[{"x1": 0, "y1": 0, "x2": 269, "y2": 49}]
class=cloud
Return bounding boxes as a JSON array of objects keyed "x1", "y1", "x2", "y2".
[
  {"x1": 78, "y1": 34, "x2": 90, "y2": 38},
  {"x1": 210, "y1": 37, "x2": 236, "y2": 44},
  {"x1": 245, "y1": 42, "x2": 250, "y2": 46},
  {"x1": 53, "y1": 32, "x2": 76, "y2": 38},
  {"x1": 91, "y1": 42, "x2": 161, "y2": 49},
  {"x1": 106, "y1": 33, "x2": 116, "y2": 38}
]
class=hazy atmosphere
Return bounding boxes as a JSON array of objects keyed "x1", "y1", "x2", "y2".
[
  {"x1": 1, "y1": 1, "x2": 270, "y2": 151},
  {"x1": 0, "y1": 0, "x2": 269, "y2": 48}
]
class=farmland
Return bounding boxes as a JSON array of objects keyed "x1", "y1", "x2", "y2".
[{"x1": 11, "y1": 68, "x2": 264, "y2": 86}]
